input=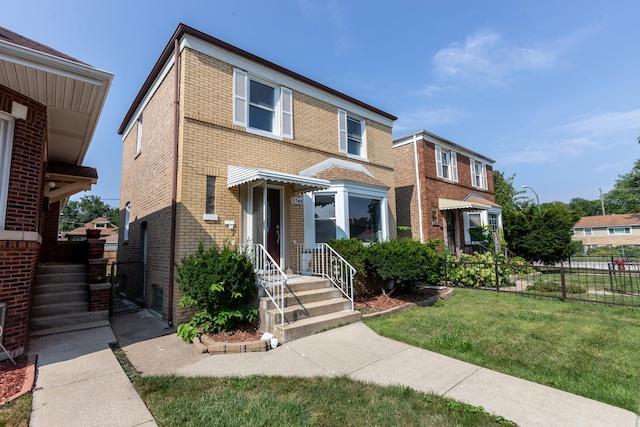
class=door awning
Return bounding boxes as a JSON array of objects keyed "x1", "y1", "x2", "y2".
[
  {"x1": 227, "y1": 165, "x2": 331, "y2": 193},
  {"x1": 44, "y1": 162, "x2": 98, "y2": 204},
  {"x1": 439, "y1": 198, "x2": 492, "y2": 212}
]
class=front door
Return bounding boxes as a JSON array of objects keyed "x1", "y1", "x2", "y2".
[
  {"x1": 251, "y1": 185, "x2": 282, "y2": 266},
  {"x1": 445, "y1": 211, "x2": 457, "y2": 254}
]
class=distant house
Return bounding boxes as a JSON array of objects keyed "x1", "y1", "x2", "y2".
[
  {"x1": 117, "y1": 24, "x2": 397, "y2": 331},
  {"x1": 572, "y1": 214, "x2": 640, "y2": 251},
  {"x1": 65, "y1": 217, "x2": 118, "y2": 241},
  {"x1": 393, "y1": 130, "x2": 502, "y2": 254},
  {"x1": 0, "y1": 27, "x2": 113, "y2": 358}
]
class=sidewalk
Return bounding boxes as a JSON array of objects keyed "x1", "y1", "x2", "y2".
[{"x1": 28, "y1": 309, "x2": 639, "y2": 427}]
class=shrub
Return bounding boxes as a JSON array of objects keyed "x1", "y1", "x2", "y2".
[
  {"x1": 527, "y1": 280, "x2": 586, "y2": 294},
  {"x1": 175, "y1": 241, "x2": 258, "y2": 342},
  {"x1": 364, "y1": 238, "x2": 444, "y2": 293},
  {"x1": 328, "y1": 238, "x2": 371, "y2": 295},
  {"x1": 445, "y1": 252, "x2": 518, "y2": 288}
]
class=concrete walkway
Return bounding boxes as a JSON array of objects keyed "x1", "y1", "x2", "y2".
[{"x1": 28, "y1": 309, "x2": 638, "y2": 427}]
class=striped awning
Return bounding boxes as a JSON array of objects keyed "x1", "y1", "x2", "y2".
[
  {"x1": 227, "y1": 165, "x2": 330, "y2": 193},
  {"x1": 439, "y1": 198, "x2": 492, "y2": 212}
]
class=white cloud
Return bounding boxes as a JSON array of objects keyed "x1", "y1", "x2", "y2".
[
  {"x1": 499, "y1": 136, "x2": 601, "y2": 166},
  {"x1": 393, "y1": 108, "x2": 465, "y2": 134},
  {"x1": 556, "y1": 110, "x2": 640, "y2": 136},
  {"x1": 432, "y1": 30, "x2": 558, "y2": 85}
]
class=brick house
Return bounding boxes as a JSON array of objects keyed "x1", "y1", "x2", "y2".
[
  {"x1": 0, "y1": 27, "x2": 113, "y2": 358},
  {"x1": 117, "y1": 24, "x2": 397, "y2": 331},
  {"x1": 394, "y1": 130, "x2": 502, "y2": 254},
  {"x1": 572, "y1": 214, "x2": 640, "y2": 251}
]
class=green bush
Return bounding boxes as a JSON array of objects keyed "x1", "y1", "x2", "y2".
[
  {"x1": 445, "y1": 252, "x2": 516, "y2": 288},
  {"x1": 328, "y1": 238, "x2": 371, "y2": 295},
  {"x1": 175, "y1": 241, "x2": 258, "y2": 342},
  {"x1": 527, "y1": 279, "x2": 586, "y2": 294},
  {"x1": 364, "y1": 238, "x2": 444, "y2": 292}
]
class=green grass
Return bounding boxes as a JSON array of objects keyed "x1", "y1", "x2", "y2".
[
  {"x1": 365, "y1": 288, "x2": 640, "y2": 413},
  {"x1": 0, "y1": 393, "x2": 32, "y2": 427},
  {"x1": 134, "y1": 375, "x2": 515, "y2": 426}
]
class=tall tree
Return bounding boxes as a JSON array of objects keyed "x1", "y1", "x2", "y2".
[
  {"x1": 60, "y1": 195, "x2": 119, "y2": 231},
  {"x1": 605, "y1": 159, "x2": 640, "y2": 214},
  {"x1": 568, "y1": 197, "x2": 602, "y2": 217},
  {"x1": 493, "y1": 170, "x2": 526, "y2": 211}
]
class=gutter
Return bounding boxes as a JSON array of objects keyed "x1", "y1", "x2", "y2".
[{"x1": 167, "y1": 39, "x2": 180, "y2": 327}]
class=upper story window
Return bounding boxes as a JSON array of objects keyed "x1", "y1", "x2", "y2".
[
  {"x1": 470, "y1": 159, "x2": 487, "y2": 190},
  {"x1": 136, "y1": 115, "x2": 143, "y2": 155},
  {"x1": 338, "y1": 110, "x2": 366, "y2": 158},
  {"x1": 0, "y1": 112, "x2": 15, "y2": 231},
  {"x1": 233, "y1": 69, "x2": 293, "y2": 139},
  {"x1": 608, "y1": 227, "x2": 631, "y2": 235},
  {"x1": 583, "y1": 228, "x2": 592, "y2": 236},
  {"x1": 435, "y1": 145, "x2": 458, "y2": 182}
]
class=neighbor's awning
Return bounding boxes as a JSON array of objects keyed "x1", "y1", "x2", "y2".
[
  {"x1": 227, "y1": 165, "x2": 331, "y2": 193},
  {"x1": 439, "y1": 198, "x2": 492, "y2": 212}
]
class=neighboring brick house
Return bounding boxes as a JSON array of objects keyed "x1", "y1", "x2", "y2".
[
  {"x1": 117, "y1": 24, "x2": 397, "y2": 326},
  {"x1": 394, "y1": 130, "x2": 502, "y2": 254},
  {"x1": 0, "y1": 27, "x2": 113, "y2": 358},
  {"x1": 572, "y1": 214, "x2": 640, "y2": 250}
]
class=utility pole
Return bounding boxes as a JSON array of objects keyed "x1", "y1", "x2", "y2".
[{"x1": 599, "y1": 188, "x2": 606, "y2": 216}]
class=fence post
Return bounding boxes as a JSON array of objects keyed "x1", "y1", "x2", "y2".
[
  {"x1": 495, "y1": 260, "x2": 500, "y2": 292},
  {"x1": 560, "y1": 262, "x2": 567, "y2": 302}
]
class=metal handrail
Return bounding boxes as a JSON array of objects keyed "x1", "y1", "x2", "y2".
[
  {"x1": 240, "y1": 244, "x2": 287, "y2": 326},
  {"x1": 296, "y1": 243, "x2": 355, "y2": 310}
]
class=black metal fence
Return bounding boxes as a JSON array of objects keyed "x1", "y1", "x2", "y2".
[
  {"x1": 443, "y1": 255, "x2": 640, "y2": 308},
  {"x1": 109, "y1": 261, "x2": 145, "y2": 314}
]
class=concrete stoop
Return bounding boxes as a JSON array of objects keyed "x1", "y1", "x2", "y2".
[
  {"x1": 260, "y1": 275, "x2": 361, "y2": 343},
  {"x1": 29, "y1": 263, "x2": 108, "y2": 337}
]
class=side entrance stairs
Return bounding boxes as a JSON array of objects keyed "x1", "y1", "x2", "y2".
[
  {"x1": 260, "y1": 275, "x2": 361, "y2": 343},
  {"x1": 29, "y1": 263, "x2": 109, "y2": 337}
]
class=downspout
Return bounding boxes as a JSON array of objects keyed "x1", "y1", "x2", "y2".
[
  {"x1": 167, "y1": 38, "x2": 180, "y2": 327},
  {"x1": 413, "y1": 135, "x2": 424, "y2": 243}
]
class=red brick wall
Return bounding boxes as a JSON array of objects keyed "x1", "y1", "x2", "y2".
[{"x1": 0, "y1": 85, "x2": 47, "y2": 357}]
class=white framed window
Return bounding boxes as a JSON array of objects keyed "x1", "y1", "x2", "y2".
[
  {"x1": 233, "y1": 69, "x2": 293, "y2": 139},
  {"x1": 0, "y1": 112, "x2": 16, "y2": 231},
  {"x1": 314, "y1": 193, "x2": 336, "y2": 243},
  {"x1": 470, "y1": 159, "x2": 487, "y2": 189},
  {"x1": 583, "y1": 228, "x2": 592, "y2": 236},
  {"x1": 488, "y1": 213, "x2": 499, "y2": 233},
  {"x1": 124, "y1": 203, "x2": 131, "y2": 241},
  {"x1": 348, "y1": 195, "x2": 382, "y2": 242},
  {"x1": 338, "y1": 109, "x2": 366, "y2": 158},
  {"x1": 608, "y1": 227, "x2": 631, "y2": 235},
  {"x1": 203, "y1": 176, "x2": 218, "y2": 221},
  {"x1": 435, "y1": 145, "x2": 458, "y2": 182},
  {"x1": 136, "y1": 115, "x2": 143, "y2": 155}
]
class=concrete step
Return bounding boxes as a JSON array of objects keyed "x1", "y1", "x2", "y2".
[
  {"x1": 30, "y1": 310, "x2": 109, "y2": 331},
  {"x1": 36, "y1": 272, "x2": 87, "y2": 285},
  {"x1": 274, "y1": 310, "x2": 361, "y2": 343},
  {"x1": 31, "y1": 301, "x2": 90, "y2": 318},
  {"x1": 33, "y1": 282, "x2": 87, "y2": 295},
  {"x1": 269, "y1": 297, "x2": 352, "y2": 325},
  {"x1": 28, "y1": 319, "x2": 110, "y2": 337},
  {"x1": 285, "y1": 276, "x2": 332, "y2": 293},
  {"x1": 260, "y1": 287, "x2": 344, "y2": 311},
  {"x1": 33, "y1": 290, "x2": 88, "y2": 306},
  {"x1": 37, "y1": 263, "x2": 86, "y2": 275}
]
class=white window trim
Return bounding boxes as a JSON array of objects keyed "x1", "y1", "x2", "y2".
[
  {"x1": 135, "y1": 115, "x2": 143, "y2": 156},
  {"x1": 608, "y1": 227, "x2": 631, "y2": 235},
  {"x1": 304, "y1": 182, "x2": 388, "y2": 248},
  {"x1": 0, "y1": 112, "x2": 15, "y2": 231},
  {"x1": 124, "y1": 203, "x2": 131, "y2": 241},
  {"x1": 233, "y1": 68, "x2": 292, "y2": 141},
  {"x1": 583, "y1": 228, "x2": 592, "y2": 236},
  {"x1": 204, "y1": 176, "x2": 218, "y2": 221},
  {"x1": 435, "y1": 145, "x2": 458, "y2": 182},
  {"x1": 338, "y1": 109, "x2": 367, "y2": 160},
  {"x1": 470, "y1": 159, "x2": 487, "y2": 190},
  {"x1": 463, "y1": 209, "x2": 502, "y2": 244}
]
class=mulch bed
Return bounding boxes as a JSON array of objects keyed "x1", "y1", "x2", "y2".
[
  {"x1": 0, "y1": 357, "x2": 30, "y2": 403},
  {"x1": 203, "y1": 323, "x2": 264, "y2": 343},
  {"x1": 354, "y1": 287, "x2": 443, "y2": 314}
]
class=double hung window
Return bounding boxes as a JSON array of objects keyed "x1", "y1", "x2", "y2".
[
  {"x1": 435, "y1": 145, "x2": 458, "y2": 182},
  {"x1": 608, "y1": 227, "x2": 631, "y2": 235},
  {"x1": 0, "y1": 113, "x2": 15, "y2": 231},
  {"x1": 338, "y1": 110, "x2": 366, "y2": 158},
  {"x1": 470, "y1": 159, "x2": 487, "y2": 189},
  {"x1": 233, "y1": 69, "x2": 293, "y2": 139},
  {"x1": 314, "y1": 194, "x2": 336, "y2": 243}
]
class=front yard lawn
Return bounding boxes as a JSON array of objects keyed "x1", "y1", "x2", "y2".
[
  {"x1": 365, "y1": 288, "x2": 640, "y2": 413},
  {"x1": 134, "y1": 375, "x2": 515, "y2": 426}
]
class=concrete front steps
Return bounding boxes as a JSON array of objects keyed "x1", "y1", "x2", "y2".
[
  {"x1": 260, "y1": 275, "x2": 361, "y2": 343},
  {"x1": 29, "y1": 263, "x2": 109, "y2": 337}
]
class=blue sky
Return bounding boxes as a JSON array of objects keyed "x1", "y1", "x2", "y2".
[{"x1": 4, "y1": 0, "x2": 640, "y2": 206}]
